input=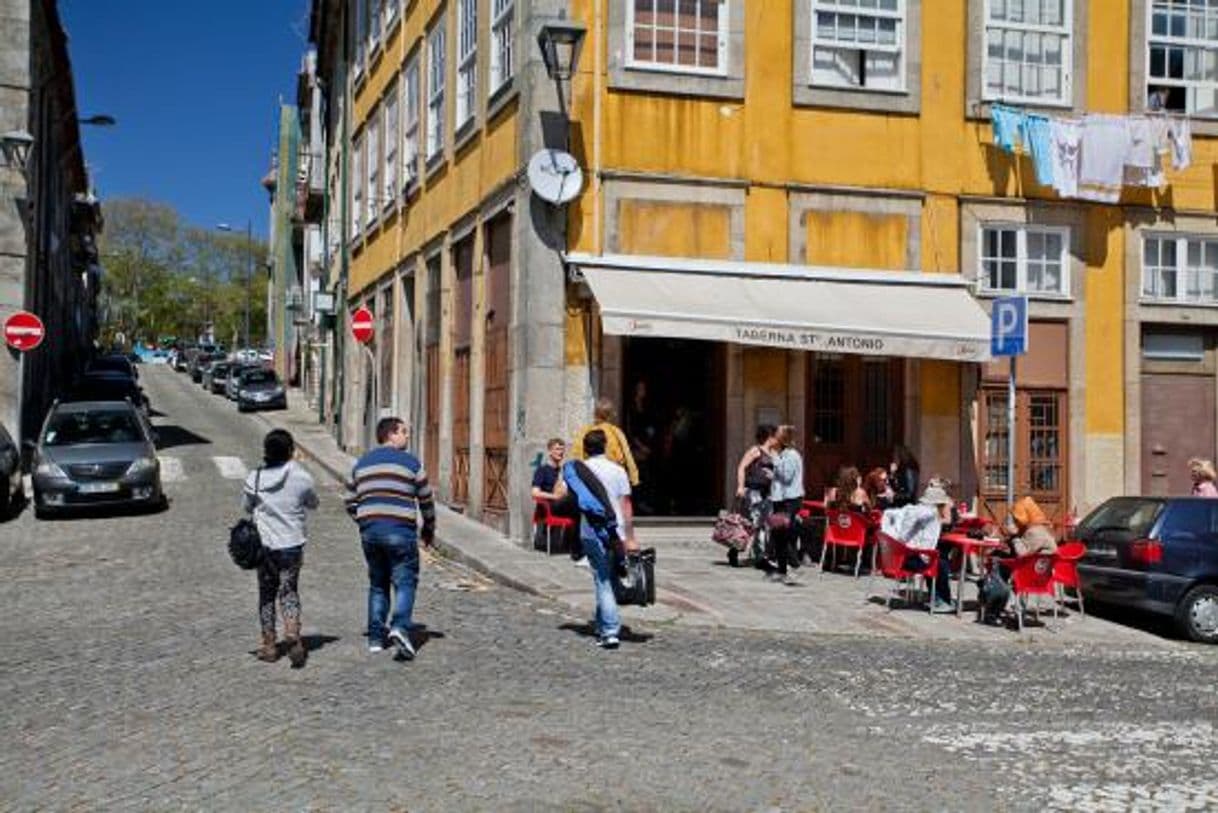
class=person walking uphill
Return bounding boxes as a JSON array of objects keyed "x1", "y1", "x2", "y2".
[
  {"x1": 347, "y1": 417, "x2": 435, "y2": 661},
  {"x1": 573, "y1": 398, "x2": 640, "y2": 488},
  {"x1": 242, "y1": 429, "x2": 319, "y2": 667}
]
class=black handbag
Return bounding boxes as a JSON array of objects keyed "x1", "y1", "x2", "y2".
[
  {"x1": 228, "y1": 468, "x2": 264, "y2": 570},
  {"x1": 613, "y1": 547, "x2": 656, "y2": 607}
]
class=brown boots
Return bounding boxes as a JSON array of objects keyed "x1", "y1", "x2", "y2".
[
  {"x1": 284, "y1": 620, "x2": 307, "y2": 668},
  {"x1": 256, "y1": 631, "x2": 279, "y2": 662}
]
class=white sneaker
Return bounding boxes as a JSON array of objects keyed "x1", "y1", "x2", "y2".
[
  {"x1": 368, "y1": 642, "x2": 385, "y2": 654},
  {"x1": 388, "y1": 628, "x2": 416, "y2": 660},
  {"x1": 599, "y1": 635, "x2": 620, "y2": 650},
  {"x1": 573, "y1": 557, "x2": 590, "y2": 568}
]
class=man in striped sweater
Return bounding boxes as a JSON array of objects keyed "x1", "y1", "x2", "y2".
[{"x1": 347, "y1": 416, "x2": 435, "y2": 660}]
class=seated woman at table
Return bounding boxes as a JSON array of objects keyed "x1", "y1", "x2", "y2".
[
  {"x1": 879, "y1": 484, "x2": 955, "y2": 612},
  {"x1": 863, "y1": 467, "x2": 895, "y2": 511},
  {"x1": 998, "y1": 496, "x2": 1058, "y2": 557},
  {"x1": 830, "y1": 466, "x2": 871, "y2": 513}
]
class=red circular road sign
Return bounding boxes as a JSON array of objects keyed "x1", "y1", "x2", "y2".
[
  {"x1": 351, "y1": 306, "x2": 375, "y2": 345},
  {"x1": 4, "y1": 311, "x2": 45, "y2": 352}
]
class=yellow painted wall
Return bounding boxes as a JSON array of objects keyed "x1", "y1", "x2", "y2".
[
  {"x1": 347, "y1": 0, "x2": 520, "y2": 296},
  {"x1": 805, "y1": 211, "x2": 907, "y2": 269},
  {"x1": 616, "y1": 201, "x2": 731, "y2": 259}
]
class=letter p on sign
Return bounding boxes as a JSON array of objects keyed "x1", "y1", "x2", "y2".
[{"x1": 990, "y1": 295, "x2": 1028, "y2": 357}]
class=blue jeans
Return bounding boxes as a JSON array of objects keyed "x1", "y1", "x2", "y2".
[
  {"x1": 361, "y1": 531, "x2": 419, "y2": 643},
  {"x1": 582, "y1": 532, "x2": 621, "y2": 639}
]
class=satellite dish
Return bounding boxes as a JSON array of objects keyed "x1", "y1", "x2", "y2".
[{"x1": 527, "y1": 149, "x2": 583, "y2": 205}]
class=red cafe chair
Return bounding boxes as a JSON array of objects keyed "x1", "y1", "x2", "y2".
[
  {"x1": 1053, "y1": 541, "x2": 1087, "y2": 618},
  {"x1": 821, "y1": 509, "x2": 871, "y2": 578},
  {"x1": 872, "y1": 532, "x2": 941, "y2": 613},
  {"x1": 1005, "y1": 552, "x2": 1058, "y2": 631},
  {"x1": 532, "y1": 498, "x2": 575, "y2": 556}
]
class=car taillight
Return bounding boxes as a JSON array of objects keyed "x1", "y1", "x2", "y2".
[{"x1": 1129, "y1": 539, "x2": 1163, "y2": 566}]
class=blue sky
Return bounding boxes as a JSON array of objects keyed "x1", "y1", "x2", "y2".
[{"x1": 60, "y1": 1, "x2": 312, "y2": 238}]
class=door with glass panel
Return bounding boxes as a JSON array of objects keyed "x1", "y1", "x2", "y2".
[{"x1": 978, "y1": 388, "x2": 1068, "y2": 522}]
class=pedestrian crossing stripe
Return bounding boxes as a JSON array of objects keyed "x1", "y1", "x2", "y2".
[
  {"x1": 158, "y1": 456, "x2": 186, "y2": 483},
  {"x1": 212, "y1": 456, "x2": 249, "y2": 480}
]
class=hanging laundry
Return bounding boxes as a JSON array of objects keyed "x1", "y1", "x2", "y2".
[
  {"x1": 1019, "y1": 115, "x2": 1055, "y2": 187},
  {"x1": 991, "y1": 105, "x2": 1023, "y2": 154},
  {"x1": 1049, "y1": 118, "x2": 1081, "y2": 198},
  {"x1": 1077, "y1": 115, "x2": 1131, "y2": 204},
  {"x1": 1168, "y1": 117, "x2": 1192, "y2": 170},
  {"x1": 1124, "y1": 115, "x2": 1165, "y2": 189}
]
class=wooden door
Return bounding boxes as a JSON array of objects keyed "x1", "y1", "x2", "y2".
[
  {"x1": 1142, "y1": 373, "x2": 1216, "y2": 496},
  {"x1": 424, "y1": 258, "x2": 441, "y2": 480},
  {"x1": 978, "y1": 388, "x2": 1068, "y2": 521},
  {"x1": 451, "y1": 237, "x2": 474, "y2": 506},
  {"x1": 482, "y1": 215, "x2": 511, "y2": 515}
]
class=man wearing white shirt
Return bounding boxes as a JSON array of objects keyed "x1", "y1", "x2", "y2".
[{"x1": 579, "y1": 429, "x2": 634, "y2": 649}]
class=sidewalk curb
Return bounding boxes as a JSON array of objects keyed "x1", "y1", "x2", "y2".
[{"x1": 249, "y1": 406, "x2": 553, "y2": 602}]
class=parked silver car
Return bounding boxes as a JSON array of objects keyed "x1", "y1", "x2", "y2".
[
  {"x1": 235, "y1": 368, "x2": 287, "y2": 412},
  {"x1": 0, "y1": 421, "x2": 21, "y2": 517},
  {"x1": 30, "y1": 400, "x2": 164, "y2": 518}
]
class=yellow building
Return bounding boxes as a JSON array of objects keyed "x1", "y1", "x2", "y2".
[{"x1": 311, "y1": 0, "x2": 1218, "y2": 539}]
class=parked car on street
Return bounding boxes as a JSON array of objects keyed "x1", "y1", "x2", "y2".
[
  {"x1": 87, "y1": 353, "x2": 139, "y2": 381},
  {"x1": 233, "y1": 348, "x2": 260, "y2": 365},
  {"x1": 173, "y1": 347, "x2": 194, "y2": 372},
  {"x1": 203, "y1": 362, "x2": 231, "y2": 394},
  {"x1": 0, "y1": 420, "x2": 22, "y2": 517},
  {"x1": 1076, "y1": 496, "x2": 1218, "y2": 643},
  {"x1": 225, "y1": 363, "x2": 258, "y2": 400},
  {"x1": 68, "y1": 371, "x2": 149, "y2": 415},
  {"x1": 29, "y1": 400, "x2": 163, "y2": 518},
  {"x1": 235, "y1": 368, "x2": 287, "y2": 412},
  {"x1": 190, "y1": 352, "x2": 224, "y2": 383}
]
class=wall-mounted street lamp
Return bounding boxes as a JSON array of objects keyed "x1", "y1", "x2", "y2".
[
  {"x1": 0, "y1": 130, "x2": 34, "y2": 172},
  {"x1": 537, "y1": 14, "x2": 586, "y2": 113}
]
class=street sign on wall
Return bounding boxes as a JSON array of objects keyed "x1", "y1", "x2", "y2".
[
  {"x1": 3, "y1": 311, "x2": 45, "y2": 352},
  {"x1": 351, "y1": 305, "x2": 374, "y2": 345},
  {"x1": 990, "y1": 295, "x2": 1028, "y2": 357}
]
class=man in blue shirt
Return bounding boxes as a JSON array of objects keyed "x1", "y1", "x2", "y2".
[{"x1": 347, "y1": 417, "x2": 435, "y2": 660}]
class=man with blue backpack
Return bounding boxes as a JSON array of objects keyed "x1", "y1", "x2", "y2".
[{"x1": 562, "y1": 428, "x2": 634, "y2": 650}]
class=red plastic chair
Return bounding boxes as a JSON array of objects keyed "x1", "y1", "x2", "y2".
[
  {"x1": 872, "y1": 532, "x2": 941, "y2": 613},
  {"x1": 1053, "y1": 541, "x2": 1087, "y2": 618},
  {"x1": 821, "y1": 509, "x2": 871, "y2": 578},
  {"x1": 532, "y1": 498, "x2": 575, "y2": 556},
  {"x1": 1005, "y1": 552, "x2": 1058, "y2": 631}
]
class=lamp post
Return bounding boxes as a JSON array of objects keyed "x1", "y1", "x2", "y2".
[
  {"x1": 536, "y1": 14, "x2": 587, "y2": 123},
  {"x1": 216, "y1": 220, "x2": 254, "y2": 349}
]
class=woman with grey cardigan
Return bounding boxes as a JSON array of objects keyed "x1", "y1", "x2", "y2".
[
  {"x1": 242, "y1": 429, "x2": 319, "y2": 667},
  {"x1": 768, "y1": 425, "x2": 805, "y2": 583}
]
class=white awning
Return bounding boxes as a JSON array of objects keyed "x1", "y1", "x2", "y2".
[{"x1": 567, "y1": 253, "x2": 992, "y2": 363}]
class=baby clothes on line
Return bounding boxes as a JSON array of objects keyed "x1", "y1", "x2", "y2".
[
  {"x1": 1077, "y1": 115, "x2": 1130, "y2": 203},
  {"x1": 1124, "y1": 115, "x2": 1165, "y2": 189},
  {"x1": 991, "y1": 105, "x2": 1023, "y2": 154},
  {"x1": 1020, "y1": 115, "x2": 1055, "y2": 187},
  {"x1": 1049, "y1": 118, "x2": 1081, "y2": 198},
  {"x1": 1168, "y1": 117, "x2": 1192, "y2": 170}
]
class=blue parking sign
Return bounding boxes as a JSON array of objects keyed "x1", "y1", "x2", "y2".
[{"x1": 991, "y1": 296, "x2": 1028, "y2": 357}]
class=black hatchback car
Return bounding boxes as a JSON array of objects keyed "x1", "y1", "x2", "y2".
[{"x1": 1076, "y1": 496, "x2": 1218, "y2": 643}]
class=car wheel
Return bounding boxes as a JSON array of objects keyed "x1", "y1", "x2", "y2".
[
  {"x1": 0, "y1": 474, "x2": 10, "y2": 518},
  {"x1": 1175, "y1": 584, "x2": 1218, "y2": 643},
  {"x1": 33, "y1": 495, "x2": 51, "y2": 521}
]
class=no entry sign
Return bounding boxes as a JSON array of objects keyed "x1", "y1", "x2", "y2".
[
  {"x1": 351, "y1": 306, "x2": 374, "y2": 345},
  {"x1": 4, "y1": 311, "x2": 45, "y2": 352}
]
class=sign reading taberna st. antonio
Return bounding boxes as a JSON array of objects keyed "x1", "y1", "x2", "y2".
[{"x1": 990, "y1": 295, "x2": 1028, "y2": 357}]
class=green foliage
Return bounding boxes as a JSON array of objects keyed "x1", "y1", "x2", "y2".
[{"x1": 99, "y1": 197, "x2": 269, "y2": 348}]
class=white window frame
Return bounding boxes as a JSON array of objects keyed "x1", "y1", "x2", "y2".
[
  {"x1": 1142, "y1": 233, "x2": 1218, "y2": 304},
  {"x1": 427, "y1": 19, "x2": 447, "y2": 162},
  {"x1": 354, "y1": 0, "x2": 368, "y2": 77},
  {"x1": 369, "y1": 0, "x2": 384, "y2": 52},
  {"x1": 351, "y1": 132, "x2": 364, "y2": 237},
  {"x1": 810, "y1": 0, "x2": 906, "y2": 92},
  {"x1": 457, "y1": 0, "x2": 478, "y2": 128},
  {"x1": 977, "y1": 223, "x2": 1071, "y2": 297},
  {"x1": 366, "y1": 112, "x2": 380, "y2": 226},
  {"x1": 383, "y1": 84, "x2": 398, "y2": 208},
  {"x1": 625, "y1": 0, "x2": 729, "y2": 77},
  {"x1": 402, "y1": 52, "x2": 421, "y2": 187},
  {"x1": 383, "y1": 0, "x2": 400, "y2": 34},
  {"x1": 1146, "y1": 0, "x2": 1218, "y2": 117},
  {"x1": 981, "y1": 0, "x2": 1073, "y2": 106},
  {"x1": 489, "y1": 0, "x2": 514, "y2": 94}
]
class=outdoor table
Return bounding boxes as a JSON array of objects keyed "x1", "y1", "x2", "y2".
[
  {"x1": 954, "y1": 514, "x2": 988, "y2": 533},
  {"x1": 939, "y1": 532, "x2": 1005, "y2": 617}
]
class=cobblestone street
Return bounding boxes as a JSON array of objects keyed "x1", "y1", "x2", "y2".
[{"x1": 2, "y1": 367, "x2": 1218, "y2": 811}]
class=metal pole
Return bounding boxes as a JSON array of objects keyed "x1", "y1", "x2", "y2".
[
  {"x1": 1007, "y1": 355, "x2": 1017, "y2": 511},
  {"x1": 245, "y1": 219, "x2": 253, "y2": 349},
  {"x1": 361, "y1": 342, "x2": 378, "y2": 450}
]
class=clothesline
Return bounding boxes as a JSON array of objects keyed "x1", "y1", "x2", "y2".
[{"x1": 990, "y1": 103, "x2": 1193, "y2": 204}]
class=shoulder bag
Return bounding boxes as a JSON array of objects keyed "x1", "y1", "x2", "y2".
[{"x1": 228, "y1": 468, "x2": 265, "y2": 570}]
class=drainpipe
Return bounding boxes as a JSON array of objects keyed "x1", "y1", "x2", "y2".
[{"x1": 333, "y1": 10, "x2": 351, "y2": 446}]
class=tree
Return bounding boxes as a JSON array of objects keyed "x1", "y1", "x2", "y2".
[{"x1": 99, "y1": 197, "x2": 267, "y2": 348}]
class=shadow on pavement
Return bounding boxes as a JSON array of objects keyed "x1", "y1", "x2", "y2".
[
  {"x1": 559, "y1": 621, "x2": 653, "y2": 644},
  {"x1": 302, "y1": 633, "x2": 341, "y2": 653},
  {"x1": 154, "y1": 425, "x2": 212, "y2": 450},
  {"x1": 1086, "y1": 599, "x2": 1181, "y2": 642},
  {"x1": 36, "y1": 499, "x2": 169, "y2": 521}
]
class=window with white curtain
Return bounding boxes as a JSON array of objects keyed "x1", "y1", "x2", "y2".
[
  {"x1": 457, "y1": 0, "x2": 478, "y2": 127},
  {"x1": 1147, "y1": 0, "x2": 1218, "y2": 116},
  {"x1": 351, "y1": 133, "x2": 364, "y2": 237},
  {"x1": 983, "y1": 0, "x2": 1072, "y2": 105},
  {"x1": 1143, "y1": 234, "x2": 1218, "y2": 303},
  {"x1": 427, "y1": 19, "x2": 447, "y2": 161},
  {"x1": 811, "y1": 0, "x2": 905, "y2": 91},
  {"x1": 402, "y1": 53, "x2": 420, "y2": 186},
  {"x1": 383, "y1": 85, "x2": 398, "y2": 206},
  {"x1": 490, "y1": 0, "x2": 514, "y2": 93},
  {"x1": 366, "y1": 113, "x2": 379, "y2": 225},
  {"x1": 626, "y1": 0, "x2": 728, "y2": 75},
  {"x1": 979, "y1": 224, "x2": 1070, "y2": 295}
]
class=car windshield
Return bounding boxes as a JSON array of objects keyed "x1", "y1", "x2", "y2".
[
  {"x1": 1078, "y1": 498, "x2": 1164, "y2": 537},
  {"x1": 43, "y1": 409, "x2": 144, "y2": 446},
  {"x1": 242, "y1": 371, "x2": 276, "y2": 385},
  {"x1": 88, "y1": 358, "x2": 131, "y2": 374}
]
